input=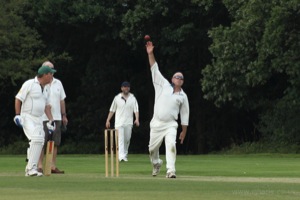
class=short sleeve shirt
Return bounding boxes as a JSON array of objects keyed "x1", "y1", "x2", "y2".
[
  {"x1": 42, "y1": 78, "x2": 66, "y2": 121},
  {"x1": 15, "y1": 77, "x2": 50, "y2": 117},
  {"x1": 109, "y1": 93, "x2": 139, "y2": 127}
]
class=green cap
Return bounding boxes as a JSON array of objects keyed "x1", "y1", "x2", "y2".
[{"x1": 38, "y1": 65, "x2": 56, "y2": 75}]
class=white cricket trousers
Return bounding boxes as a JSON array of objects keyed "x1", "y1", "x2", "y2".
[
  {"x1": 149, "y1": 127, "x2": 177, "y2": 173},
  {"x1": 22, "y1": 114, "x2": 45, "y2": 170},
  {"x1": 116, "y1": 125, "x2": 132, "y2": 160}
]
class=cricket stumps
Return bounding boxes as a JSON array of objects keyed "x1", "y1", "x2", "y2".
[{"x1": 104, "y1": 129, "x2": 119, "y2": 177}]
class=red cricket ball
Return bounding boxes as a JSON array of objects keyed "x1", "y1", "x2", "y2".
[{"x1": 144, "y1": 35, "x2": 151, "y2": 41}]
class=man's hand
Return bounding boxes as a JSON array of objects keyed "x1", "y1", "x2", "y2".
[
  {"x1": 146, "y1": 41, "x2": 154, "y2": 54},
  {"x1": 134, "y1": 119, "x2": 140, "y2": 127},
  {"x1": 106, "y1": 120, "x2": 110, "y2": 129},
  {"x1": 179, "y1": 131, "x2": 187, "y2": 144},
  {"x1": 13, "y1": 115, "x2": 23, "y2": 128},
  {"x1": 46, "y1": 120, "x2": 56, "y2": 133}
]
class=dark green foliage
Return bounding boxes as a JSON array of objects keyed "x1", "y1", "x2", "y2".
[
  {"x1": 0, "y1": 0, "x2": 44, "y2": 148},
  {"x1": 202, "y1": 0, "x2": 300, "y2": 145}
]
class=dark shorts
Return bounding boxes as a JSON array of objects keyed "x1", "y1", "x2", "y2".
[{"x1": 43, "y1": 120, "x2": 62, "y2": 146}]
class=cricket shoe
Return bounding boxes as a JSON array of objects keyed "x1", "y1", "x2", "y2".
[
  {"x1": 51, "y1": 168, "x2": 65, "y2": 174},
  {"x1": 152, "y1": 159, "x2": 163, "y2": 176},
  {"x1": 119, "y1": 157, "x2": 128, "y2": 162},
  {"x1": 166, "y1": 171, "x2": 176, "y2": 178},
  {"x1": 25, "y1": 168, "x2": 43, "y2": 177}
]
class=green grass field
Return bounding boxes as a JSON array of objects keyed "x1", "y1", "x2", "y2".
[{"x1": 1, "y1": 154, "x2": 300, "y2": 200}]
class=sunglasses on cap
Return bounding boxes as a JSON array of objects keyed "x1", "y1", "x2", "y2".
[{"x1": 173, "y1": 75, "x2": 184, "y2": 80}]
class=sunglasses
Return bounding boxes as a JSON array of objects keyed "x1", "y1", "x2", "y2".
[{"x1": 173, "y1": 75, "x2": 184, "y2": 80}]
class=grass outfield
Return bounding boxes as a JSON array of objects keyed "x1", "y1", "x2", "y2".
[{"x1": 0, "y1": 154, "x2": 300, "y2": 200}]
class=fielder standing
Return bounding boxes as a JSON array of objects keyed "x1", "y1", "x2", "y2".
[
  {"x1": 145, "y1": 41, "x2": 190, "y2": 178},
  {"x1": 14, "y1": 65, "x2": 56, "y2": 177},
  {"x1": 38, "y1": 61, "x2": 68, "y2": 174},
  {"x1": 106, "y1": 81, "x2": 139, "y2": 162}
]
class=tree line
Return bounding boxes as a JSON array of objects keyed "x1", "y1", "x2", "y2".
[{"x1": 0, "y1": 0, "x2": 299, "y2": 154}]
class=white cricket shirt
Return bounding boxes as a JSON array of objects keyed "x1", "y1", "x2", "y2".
[
  {"x1": 16, "y1": 77, "x2": 50, "y2": 117},
  {"x1": 150, "y1": 62, "x2": 189, "y2": 130},
  {"x1": 42, "y1": 78, "x2": 66, "y2": 121},
  {"x1": 109, "y1": 93, "x2": 139, "y2": 127}
]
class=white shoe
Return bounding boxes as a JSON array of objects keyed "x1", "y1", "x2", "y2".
[
  {"x1": 25, "y1": 169, "x2": 43, "y2": 177},
  {"x1": 37, "y1": 171, "x2": 43, "y2": 177},
  {"x1": 166, "y1": 171, "x2": 176, "y2": 178},
  {"x1": 152, "y1": 159, "x2": 163, "y2": 176},
  {"x1": 119, "y1": 157, "x2": 128, "y2": 162}
]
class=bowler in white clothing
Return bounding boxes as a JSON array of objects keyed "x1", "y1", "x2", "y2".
[
  {"x1": 106, "y1": 81, "x2": 139, "y2": 161},
  {"x1": 146, "y1": 41, "x2": 190, "y2": 179}
]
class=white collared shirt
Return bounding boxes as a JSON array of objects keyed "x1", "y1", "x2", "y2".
[
  {"x1": 16, "y1": 77, "x2": 50, "y2": 117},
  {"x1": 150, "y1": 62, "x2": 189, "y2": 129},
  {"x1": 42, "y1": 78, "x2": 66, "y2": 121},
  {"x1": 109, "y1": 93, "x2": 139, "y2": 127}
]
